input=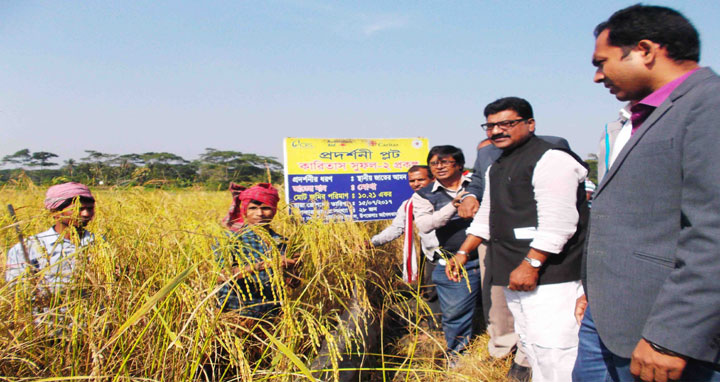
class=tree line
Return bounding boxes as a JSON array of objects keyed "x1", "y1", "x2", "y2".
[{"x1": 0, "y1": 148, "x2": 284, "y2": 188}]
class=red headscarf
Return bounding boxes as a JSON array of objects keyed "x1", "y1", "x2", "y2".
[{"x1": 222, "y1": 182, "x2": 280, "y2": 231}]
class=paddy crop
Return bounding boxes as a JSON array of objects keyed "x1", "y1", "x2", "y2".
[{"x1": 0, "y1": 183, "x2": 509, "y2": 381}]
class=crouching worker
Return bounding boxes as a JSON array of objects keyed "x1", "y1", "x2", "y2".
[
  {"x1": 216, "y1": 183, "x2": 298, "y2": 319},
  {"x1": 5, "y1": 182, "x2": 96, "y2": 293}
]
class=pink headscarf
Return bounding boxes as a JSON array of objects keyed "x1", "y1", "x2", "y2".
[
  {"x1": 222, "y1": 182, "x2": 279, "y2": 231},
  {"x1": 44, "y1": 182, "x2": 94, "y2": 210}
]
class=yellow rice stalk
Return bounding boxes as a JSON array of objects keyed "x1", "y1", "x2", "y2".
[{"x1": 0, "y1": 184, "x2": 509, "y2": 380}]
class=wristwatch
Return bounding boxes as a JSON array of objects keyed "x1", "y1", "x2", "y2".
[{"x1": 524, "y1": 257, "x2": 542, "y2": 268}]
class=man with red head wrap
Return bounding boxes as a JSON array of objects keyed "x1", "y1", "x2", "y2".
[
  {"x1": 222, "y1": 182, "x2": 279, "y2": 231},
  {"x1": 5, "y1": 182, "x2": 97, "y2": 288},
  {"x1": 216, "y1": 183, "x2": 298, "y2": 318}
]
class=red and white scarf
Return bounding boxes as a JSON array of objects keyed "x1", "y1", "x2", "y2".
[{"x1": 402, "y1": 200, "x2": 419, "y2": 283}]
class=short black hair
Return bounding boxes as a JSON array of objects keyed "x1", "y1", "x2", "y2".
[
  {"x1": 427, "y1": 145, "x2": 464, "y2": 168},
  {"x1": 408, "y1": 165, "x2": 433, "y2": 178},
  {"x1": 53, "y1": 196, "x2": 95, "y2": 212},
  {"x1": 594, "y1": 4, "x2": 700, "y2": 62},
  {"x1": 484, "y1": 97, "x2": 534, "y2": 120}
]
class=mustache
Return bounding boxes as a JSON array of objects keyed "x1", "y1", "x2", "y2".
[{"x1": 490, "y1": 133, "x2": 510, "y2": 140}]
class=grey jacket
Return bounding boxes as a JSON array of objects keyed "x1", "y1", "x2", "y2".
[{"x1": 586, "y1": 67, "x2": 720, "y2": 363}]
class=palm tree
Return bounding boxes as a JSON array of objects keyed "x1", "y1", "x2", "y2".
[{"x1": 64, "y1": 159, "x2": 76, "y2": 176}]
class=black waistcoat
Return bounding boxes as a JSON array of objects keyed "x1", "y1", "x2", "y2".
[
  {"x1": 487, "y1": 135, "x2": 588, "y2": 286},
  {"x1": 416, "y1": 181, "x2": 478, "y2": 258}
]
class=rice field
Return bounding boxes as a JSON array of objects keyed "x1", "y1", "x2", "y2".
[{"x1": 0, "y1": 181, "x2": 512, "y2": 381}]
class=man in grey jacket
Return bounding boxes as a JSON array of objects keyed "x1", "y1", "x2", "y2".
[{"x1": 574, "y1": 5, "x2": 720, "y2": 381}]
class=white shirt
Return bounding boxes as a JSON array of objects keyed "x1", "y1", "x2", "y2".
[
  {"x1": 466, "y1": 150, "x2": 587, "y2": 254},
  {"x1": 609, "y1": 104, "x2": 633, "y2": 169},
  {"x1": 411, "y1": 175, "x2": 472, "y2": 234},
  {"x1": 370, "y1": 199, "x2": 440, "y2": 259},
  {"x1": 5, "y1": 227, "x2": 95, "y2": 288}
]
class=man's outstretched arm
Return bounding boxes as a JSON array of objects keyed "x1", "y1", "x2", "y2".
[{"x1": 370, "y1": 201, "x2": 407, "y2": 246}]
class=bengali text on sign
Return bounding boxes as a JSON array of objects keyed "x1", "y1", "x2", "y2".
[{"x1": 283, "y1": 138, "x2": 429, "y2": 221}]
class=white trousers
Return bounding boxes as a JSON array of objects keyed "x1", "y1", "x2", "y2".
[
  {"x1": 504, "y1": 281, "x2": 582, "y2": 382},
  {"x1": 478, "y1": 244, "x2": 529, "y2": 367}
]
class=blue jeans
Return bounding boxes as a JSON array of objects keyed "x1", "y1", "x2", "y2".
[
  {"x1": 433, "y1": 258, "x2": 481, "y2": 354},
  {"x1": 573, "y1": 306, "x2": 720, "y2": 381}
]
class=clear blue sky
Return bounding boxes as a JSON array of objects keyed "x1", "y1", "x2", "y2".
[{"x1": 2, "y1": 1, "x2": 719, "y2": 166}]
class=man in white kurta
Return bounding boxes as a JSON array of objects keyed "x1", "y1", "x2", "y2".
[{"x1": 446, "y1": 97, "x2": 588, "y2": 382}]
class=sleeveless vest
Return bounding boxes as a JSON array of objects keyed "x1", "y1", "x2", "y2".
[
  {"x1": 416, "y1": 180, "x2": 478, "y2": 259},
  {"x1": 487, "y1": 135, "x2": 588, "y2": 286}
]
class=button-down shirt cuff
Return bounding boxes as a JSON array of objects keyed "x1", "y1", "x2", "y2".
[
  {"x1": 530, "y1": 233, "x2": 570, "y2": 255},
  {"x1": 465, "y1": 224, "x2": 490, "y2": 241}
]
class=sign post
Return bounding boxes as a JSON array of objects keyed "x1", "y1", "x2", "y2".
[{"x1": 284, "y1": 138, "x2": 428, "y2": 221}]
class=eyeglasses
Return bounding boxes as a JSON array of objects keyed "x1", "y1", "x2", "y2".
[
  {"x1": 428, "y1": 159, "x2": 456, "y2": 167},
  {"x1": 481, "y1": 118, "x2": 529, "y2": 131}
]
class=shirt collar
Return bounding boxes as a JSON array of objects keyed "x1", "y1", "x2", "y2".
[
  {"x1": 37, "y1": 227, "x2": 60, "y2": 239},
  {"x1": 240, "y1": 224, "x2": 280, "y2": 238},
  {"x1": 36, "y1": 226, "x2": 93, "y2": 245},
  {"x1": 638, "y1": 67, "x2": 700, "y2": 107},
  {"x1": 431, "y1": 174, "x2": 472, "y2": 193},
  {"x1": 619, "y1": 103, "x2": 632, "y2": 122}
]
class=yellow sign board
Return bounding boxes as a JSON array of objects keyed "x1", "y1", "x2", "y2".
[
  {"x1": 284, "y1": 138, "x2": 428, "y2": 174},
  {"x1": 283, "y1": 137, "x2": 429, "y2": 221}
]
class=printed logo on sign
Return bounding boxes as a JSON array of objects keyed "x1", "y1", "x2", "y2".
[
  {"x1": 412, "y1": 139, "x2": 423, "y2": 148},
  {"x1": 377, "y1": 142, "x2": 399, "y2": 147},
  {"x1": 327, "y1": 139, "x2": 353, "y2": 147},
  {"x1": 292, "y1": 140, "x2": 313, "y2": 148}
]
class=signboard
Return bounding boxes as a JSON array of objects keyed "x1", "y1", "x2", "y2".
[{"x1": 284, "y1": 138, "x2": 429, "y2": 221}]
